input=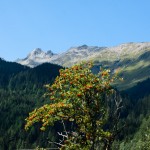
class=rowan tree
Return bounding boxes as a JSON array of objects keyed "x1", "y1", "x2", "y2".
[{"x1": 25, "y1": 62, "x2": 122, "y2": 150}]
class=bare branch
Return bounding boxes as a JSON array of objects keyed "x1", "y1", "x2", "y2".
[
  {"x1": 61, "y1": 120, "x2": 68, "y2": 138},
  {"x1": 47, "y1": 120, "x2": 69, "y2": 149}
]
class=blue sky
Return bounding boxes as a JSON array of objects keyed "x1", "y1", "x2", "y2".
[{"x1": 0, "y1": 0, "x2": 150, "y2": 61}]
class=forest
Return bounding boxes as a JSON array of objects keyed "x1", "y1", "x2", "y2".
[{"x1": 0, "y1": 58, "x2": 149, "y2": 149}]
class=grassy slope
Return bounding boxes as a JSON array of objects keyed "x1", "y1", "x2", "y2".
[{"x1": 90, "y1": 45, "x2": 150, "y2": 90}]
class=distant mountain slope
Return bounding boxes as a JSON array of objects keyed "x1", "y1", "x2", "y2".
[
  {"x1": 16, "y1": 42, "x2": 150, "y2": 90},
  {"x1": 0, "y1": 58, "x2": 29, "y2": 87},
  {"x1": 0, "y1": 57, "x2": 63, "y2": 92},
  {"x1": 124, "y1": 78, "x2": 150, "y2": 100},
  {"x1": 16, "y1": 45, "x2": 107, "y2": 67},
  {"x1": 92, "y1": 43, "x2": 150, "y2": 90},
  {"x1": 0, "y1": 60, "x2": 63, "y2": 149},
  {"x1": 16, "y1": 42, "x2": 150, "y2": 67},
  {"x1": 16, "y1": 48, "x2": 57, "y2": 68},
  {"x1": 51, "y1": 45, "x2": 107, "y2": 66},
  {"x1": 9, "y1": 63, "x2": 63, "y2": 90}
]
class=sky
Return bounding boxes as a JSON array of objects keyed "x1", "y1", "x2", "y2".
[{"x1": 0, "y1": 0, "x2": 150, "y2": 61}]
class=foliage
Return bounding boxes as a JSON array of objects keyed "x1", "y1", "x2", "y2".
[
  {"x1": 116, "y1": 115, "x2": 150, "y2": 150},
  {"x1": 114, "y1": 94, "x2": 150, "y2": 150},
  {"x1": 25, "y1": 62, "x2": 120, "y2": 149}
]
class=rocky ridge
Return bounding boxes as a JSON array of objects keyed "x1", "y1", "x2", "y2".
[
  {"x1": 16, "y1": 42, "x2": 150, "y2": 90},
  {"x1": 16, "y1": 42, "x2": 150, "y2": 68}
]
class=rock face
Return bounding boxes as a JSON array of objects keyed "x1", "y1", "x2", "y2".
[
  {"x1": 16, "y1": 42, "x2": 150, "y2": 68},
  {"x1": 16, "y1": 42, "x2": 150, "y2": 90},
  {"x1": 16, "y1": 45, "x2": 107, "y2": 67},
  {"x1": 51, "y1": 45, "x2": 107, "y2": 66},
  {"x1": 16, "y1": 48, "x2": 57, "y2": 68}
]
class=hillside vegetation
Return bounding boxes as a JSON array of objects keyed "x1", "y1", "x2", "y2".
[{"x1": 0, "y1": 59, "x2": 63, "y2": 149}]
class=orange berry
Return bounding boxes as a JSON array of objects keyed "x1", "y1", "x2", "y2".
[
  {"x1": 80, "y1": 74, "x2": 84, "y2": 77},
  {"x1": 77, "y1": 93, "x2": 82, "y2": 97}
]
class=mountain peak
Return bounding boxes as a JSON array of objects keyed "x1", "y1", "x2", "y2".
[
  {"x1": 46, "y1": 50, "x2": 55, "y2": 56},
  {"x1": 16, "y1": 48, "x2": 57, "y2": 68},
  {"x1": 30, "y1": 48, "x2": 43, "y2": 55},
  {"x1": 0, "y1": 57, "x2": 5, "y2": 61},
  {"x1": 77, "y1": 45, "x2": 88, "y2": 50},
  {"x1": 26, "y1": 48, "x2": 45, "y2": 60},
  {"x1": 16, "y1": 42, "x2": 150, "y2": 70}
]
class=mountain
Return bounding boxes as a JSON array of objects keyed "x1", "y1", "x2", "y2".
[
  {"x1": 16, "y1": 48, "x2": 57, "y2": 68},
  {"x1": 0, "y1": 59, "x2": 63, "y2": 149},
  {"x1": 16, "y1": 42, "x2": 150, "y2": 67},
  {"x1": 16, "y1": 42, "x2": 150, "y2": 90},
  {"x1": 51, "y1": 45, "x2": 107, "y2": 66},
  {"x1": 92, "y1": 42, "x2": 150, "y2": 90},
  {"x1": 124, "y1": 78, "x2": 150, "y2": 100},
  {"x1": 0, "y1": 58, "x2": 29, "y2": 88},
  {"x1": 16, "y1": 45, "x2": 107, "y2": 67}
]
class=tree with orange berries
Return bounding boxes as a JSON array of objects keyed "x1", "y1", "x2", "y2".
[{"x1": 25, "y1": 62, "x2": 122, "y2": 150}]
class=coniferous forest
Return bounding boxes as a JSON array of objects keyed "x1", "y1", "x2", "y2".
[{"x1": 0, "y1": 58, "x2": 150, "y2": 149}]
